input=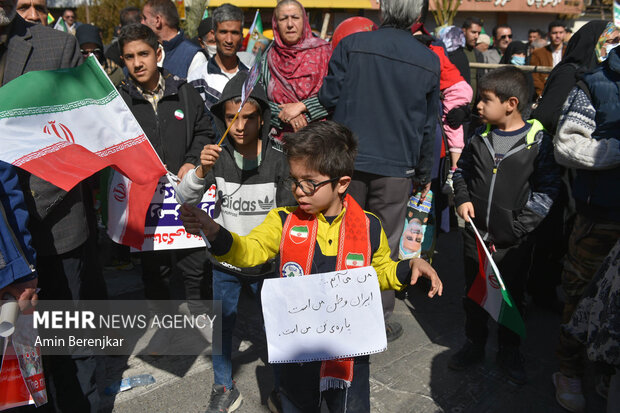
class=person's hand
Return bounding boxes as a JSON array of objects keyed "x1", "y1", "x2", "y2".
[
  {"x1": 179, "y1": 203, "x2": 220, "y2": 241},
  {"x1": 1, "y1": 278, "x2": 38, "y2": 311},
  {"x1": 278, "y1": 102, "x2": 306, "y2": 123},
  {"x1": 445, "y1": 105, "x2": 472, "y2": 129},
  {"x1": 413, "y1": 182, "x2": 431, "y2": 202},
  {"x1": 456, "y1": 202, "x2": 475, "y2": 220},
  {"x1": 198, "y1": 145, "x2": 222, "y2": 178},
  {"x1": 177, "y1": 163, "x2": 195, "y2": 180},
  {"x1": 409, "y1": 258, "x2": 443, "y2": 298},
  {"x1": 289, "y1": 114, "x2": 308, "y2": 131}
]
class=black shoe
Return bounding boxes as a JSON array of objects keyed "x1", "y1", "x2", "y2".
[
  {"x1": 386, "y1": 321, "x2": 403, "y2": 342},
  {"x1": 496, "y1": 346, "x2": 527, "y2": 385},
  {"x1": 448, "y1": 340, "x2": 485, "y2": 371},
  {"x1": 206, "y1": 384, "x2": 243, "y2": 413},
  {"x1": 267, "y1": 389, "x2": 282, "y2": 413}
]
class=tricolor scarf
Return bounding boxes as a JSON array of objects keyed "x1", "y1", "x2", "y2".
[{"x1": 279, "y1": 194, "x2": 371, "y2": 391}]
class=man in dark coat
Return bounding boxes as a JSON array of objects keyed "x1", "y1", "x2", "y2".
[
  {"x1": 319, "y1": 0, "x2": 439, "y2": 342},
  {"x1": 1, "y1": 7, "x2": 106, "y2": 413}
]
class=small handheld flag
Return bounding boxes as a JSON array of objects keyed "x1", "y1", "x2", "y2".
[
  {"x1": 466, "y1": 218, "x2": 526, "y2": 337},
  {"x1": 242, "y1": 10, "x2": 263, "y2": 51}
]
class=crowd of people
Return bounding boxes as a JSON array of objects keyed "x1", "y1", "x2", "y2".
[{"x1": 0, "y1": 0, "x2": 619, "y2": 412}]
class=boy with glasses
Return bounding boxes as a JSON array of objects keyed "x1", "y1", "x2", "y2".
[{"x1": 179, "y1": 120, "x2": 443, "y2": 411}]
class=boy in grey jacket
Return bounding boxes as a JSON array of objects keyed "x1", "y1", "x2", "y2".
[{"x1": 177, "y1": 71, "x2": 294, "y2": 413}]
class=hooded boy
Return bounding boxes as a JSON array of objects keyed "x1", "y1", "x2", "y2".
[{"x1": 176, "y1": 71, "x2": 295, "y2": 412}]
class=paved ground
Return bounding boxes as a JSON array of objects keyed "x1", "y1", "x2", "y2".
[{"x1": 97, "y1": 230, "x2": 607, "y2": 413}]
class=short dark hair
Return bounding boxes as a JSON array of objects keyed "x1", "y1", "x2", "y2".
[
  {"x1": 492, "y1": 24, "x2": 511, "y2": 39},
  {"x1": 144, "y1": 0, "x2": 180, "y2": 30},
  {"x1": 119, "y1": 24, "x2": 159, "y2": 54},
  {"x1": 120, "y1": 6, "x2": 141, "y2": 27},
  {"x1": 528, "y1": 28, "x2": 543, "y2": 36},
  {"x1": 548, "y1": 20, "x2": 566, "y2": 33},
  {"x1": 462, "y1": 17, "x2": 483, "y2": 30},
  {"x1": 284, "y1": 121, "x2": 358, "y2": 179},
  {"x1": 479, "y1": 66, "x2": 529, "y2": 113},
  {"x1": 230, "y1": 96, "x2": 261, "y2": 115},
  {"x1": 212, "y1": 3, "x2": 244, "y2": 30}
]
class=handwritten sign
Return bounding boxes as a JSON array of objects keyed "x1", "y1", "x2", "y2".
[
  {"x1": 261, "y1": 266, "x2": 387, "y2": 363},
  {"x1": 138, "y1": 177, "x2": 216, "y2": 251}
]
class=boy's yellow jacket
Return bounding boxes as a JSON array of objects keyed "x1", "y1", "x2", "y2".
[{"x1": 209, "y1": 206, "x2": 412, "y2": 291}]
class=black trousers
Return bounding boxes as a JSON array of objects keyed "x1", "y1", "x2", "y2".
[
  {"x1": 139, "y1": 248, "x2": 212, "y2": 314},
  {"x1": 462, "y1": 228, "x2": 533, "y2": 348},
  {"x1": 33, "y1": 235, "x2": 106, "y2": 413},
  {"x1": 348, "y1": 172, "x2": 411, "y2": 320},
  {"x1": 279, "y1": 356, "x2": 370, "y2": 413}
]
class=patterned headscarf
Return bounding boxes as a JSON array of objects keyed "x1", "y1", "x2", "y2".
[
  {"x1": 438, "y1": 26, "x2": 466, "y2": 53},
  {"x1": 595, "y1": 22, "x2": 620, "y2": 62},
  {"x1": 267, "y1": 1, "x2": 332, "y2": 103}
]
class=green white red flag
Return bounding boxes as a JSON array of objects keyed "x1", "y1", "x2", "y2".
[
  {"x1": 0, "y1": 56, "x2": 166, "y2": 249},
  {"x1": 467, "y1": 219, "x2": 526, "y2": 338},
  {"x1": 243, "y1": 10, "x2": 263, "y2": 51}
]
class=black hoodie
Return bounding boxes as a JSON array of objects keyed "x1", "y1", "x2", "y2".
[{"x1": 177, "y1": 71, "x2": 295, "y2": 276}]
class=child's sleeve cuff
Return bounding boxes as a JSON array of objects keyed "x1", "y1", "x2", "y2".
[
  {"x1": 210, "y1": 227, "x2": 233, "y2": 256},
  {"x1": 396, "y1": 260, "x2": 412, "y2": 286}
]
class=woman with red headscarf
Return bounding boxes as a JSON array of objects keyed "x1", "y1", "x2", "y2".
[{"x1": 259, "y1": 0, "x2": 331, "y2": 143}]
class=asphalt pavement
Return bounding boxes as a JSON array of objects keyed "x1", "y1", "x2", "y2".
[{"x1": 98, "y1": 230, "x2": 606, "y2": 413}]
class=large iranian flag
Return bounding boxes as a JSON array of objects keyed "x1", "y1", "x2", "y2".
[
  {"x1": 467, "y1": 219, "x2": 526, "y2": 338},
  {"x1": 0, "y1": 56, "x2": 166, "y2": 248}
]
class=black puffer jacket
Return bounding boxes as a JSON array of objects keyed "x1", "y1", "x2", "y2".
[
  {"x1": 453, "y1": 120, "x2": 561, "y2": 247},
  {"x1": 118, "y1": 70, "x2": 214, "y2": 173}
]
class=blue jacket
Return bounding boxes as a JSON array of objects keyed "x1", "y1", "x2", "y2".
[
  {"x1": 0, "y1": 161, "x2": 37, "y2": 290},
  {"x1": 162, "y1": 30, "x2": 203, "y2": 79},
  {"x1": 318, "y1": 26, "x2": 440, "y2": 182},
  {"x1": 575, "y1": 49, "x2": 620, "y2": 221}
]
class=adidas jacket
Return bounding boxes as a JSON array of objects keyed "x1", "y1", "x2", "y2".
[{"x1": 177, "y1": 72, "x2": 295, "y2": 277}]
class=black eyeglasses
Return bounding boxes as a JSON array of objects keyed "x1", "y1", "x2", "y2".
[
  {"x1": 286, "y1": 177, "x2": 339, "y2": 196},
  {"x1": 499, "y1": 34, "x2": 513, "y2": 40}
]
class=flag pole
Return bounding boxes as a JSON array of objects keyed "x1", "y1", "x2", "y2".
[
  {"x1": 466, "y1": 217, "x2": 507, "y2": 291},
  {"x1": 216, "y1": 111, "x2": 240, "y2": 146},
  {"x1": 166, "y1": 172, "x2": 212, "y2": 248}
]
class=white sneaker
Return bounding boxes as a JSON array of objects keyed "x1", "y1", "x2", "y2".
[{"x1": 553, "y1": 372, "x2": 586, "y2": 413}]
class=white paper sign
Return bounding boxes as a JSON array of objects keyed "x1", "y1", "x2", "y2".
[{"x1": 261, "y1": 266, "x2": 387, "y2": 363}]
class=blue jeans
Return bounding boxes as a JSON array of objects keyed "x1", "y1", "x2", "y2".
[{"x1": 212, "y1": 268, "x2": 260, "y2": 388}]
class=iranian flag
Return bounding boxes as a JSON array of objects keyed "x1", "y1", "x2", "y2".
[
  {"x1": 345, "y1": 253, "x2": 364, "y2": 267},
  {"x1": 290, "y1": 225, "x2": 308, "y2": 243},
  {"x1": 0, "y1": 56, "x2": 166, "y2": 249},
  {"x1": 466, "y1": 219, "x2": 526, "y2": 338},
  {"x1": 242, "y1": 10, "x2": 263, "y2": 51}
]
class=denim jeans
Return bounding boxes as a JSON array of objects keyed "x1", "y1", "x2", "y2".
[{"x1": 212, "y1": 268, "x2": 260, "y2": 388}]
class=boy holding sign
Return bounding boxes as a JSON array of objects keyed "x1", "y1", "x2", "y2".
[{"x1": 179, "y1": 121, "x2": 442, "y2": 412}]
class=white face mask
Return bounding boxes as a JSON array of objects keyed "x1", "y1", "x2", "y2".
[
  {"x1": 206, "y1": 45, "x2": 217, "y2": 58},
  {"x1": 600, "y1": 42, "x2": 620, "y2": 61},
  {"x1": 603, "y1": 43, "x2": 620, "y2": 59}
]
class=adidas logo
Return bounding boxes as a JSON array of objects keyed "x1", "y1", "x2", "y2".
[{"x1": 257, "y1": 196, "x2": 274, "y2": 210}]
